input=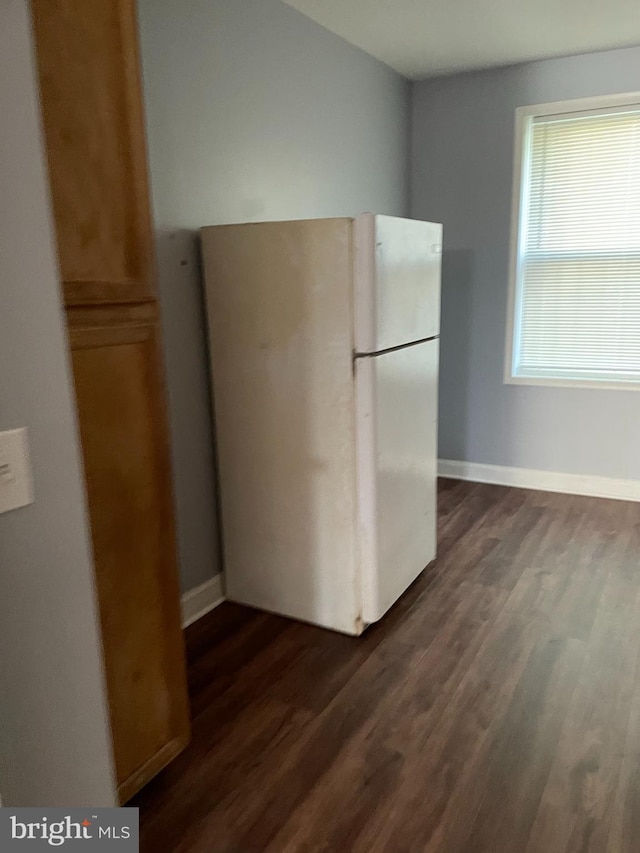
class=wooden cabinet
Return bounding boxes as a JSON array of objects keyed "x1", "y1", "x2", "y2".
[
  {"x1": 32, "y1": 0, "x2": 155, "y2": 305},
  {"x1": 67, "y1": 304, "x2": 189, "y2": 802},
  {"x1": 31, "y1": 0, "x2": 190, "y2": 803}
]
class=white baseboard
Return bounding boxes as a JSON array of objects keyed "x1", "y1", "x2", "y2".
[
  {"x1": 438, "y1": 459, "x2": 640, "y2": 503},
  {"x1": 181, "y1": 575, "x2": 225, "y2": 628}
]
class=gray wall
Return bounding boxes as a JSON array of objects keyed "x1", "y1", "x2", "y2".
[
  {"x1": 138, "y1": 0, "x2": 411, "y2": 592},
  {"x1": 412, "y1": 45, "x2": 640, "y2": 479},
  {"x1": 0, "y1": 0, "x2": 116, "y2": 807}
]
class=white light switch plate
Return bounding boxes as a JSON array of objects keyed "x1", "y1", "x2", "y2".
[{"x1": 0, "y1": 428, "x2": 34, "y2": 515}]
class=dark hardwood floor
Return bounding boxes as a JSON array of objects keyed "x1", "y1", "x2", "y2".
[{"x1": 132, "y1": 479, "x2": 640, "y2": 852}]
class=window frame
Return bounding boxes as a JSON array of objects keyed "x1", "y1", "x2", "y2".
[{"x1": 504, "y1": 91, "x2": 640, "y2": 391}]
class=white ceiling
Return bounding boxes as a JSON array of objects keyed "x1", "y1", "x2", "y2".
[{"x1": 281, "y1": 0, "x2": 640, "y2": 79}]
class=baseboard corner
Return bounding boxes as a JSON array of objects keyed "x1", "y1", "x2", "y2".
[{"x1": 181, "y1": 575, "x2": 225, "y2": 628}]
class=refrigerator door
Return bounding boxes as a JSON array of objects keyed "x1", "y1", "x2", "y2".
[
  {"x1": 354, "y1": 214, "x2": 442, "y2": 354},
  {"x1": 355, "y1": 338, "x2": 439, "y2": 624}
]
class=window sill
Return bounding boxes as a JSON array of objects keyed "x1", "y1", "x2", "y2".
[{"x1": 504, "y1": 374, "x2": 640, "y2": 391}]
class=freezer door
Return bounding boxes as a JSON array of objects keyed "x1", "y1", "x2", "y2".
[
  {"x1": 356, "y1": 338, "x2": 439, "y2": 624},
  {"x1": 354, "y1": 214, "x2": 442, "y2": 354}
]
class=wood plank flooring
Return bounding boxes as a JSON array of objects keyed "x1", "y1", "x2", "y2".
[{"x1": 132, "y1": 479, "x2": 640, "y2": 852}]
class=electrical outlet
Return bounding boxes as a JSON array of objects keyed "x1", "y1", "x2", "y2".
[{"x1": 0, "y1": 428, "x2": 33, "y2": 515}]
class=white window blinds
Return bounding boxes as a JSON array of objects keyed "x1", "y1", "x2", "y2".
[{"x1": 512, "y1": 103, "x2": 640, "y2": 384}]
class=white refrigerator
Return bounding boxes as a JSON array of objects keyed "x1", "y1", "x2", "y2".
[{"x1": 201, "y1": 214, "x2": 442, "y2": 636}]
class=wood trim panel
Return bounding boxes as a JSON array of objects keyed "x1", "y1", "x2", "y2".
[{"x1": 66, "y1": 301, "x2": 158, "y2": 330}]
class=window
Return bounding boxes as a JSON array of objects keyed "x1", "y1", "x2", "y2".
[{"x1": 506, "y1": 93, "x2": 640, "y2": 388}]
